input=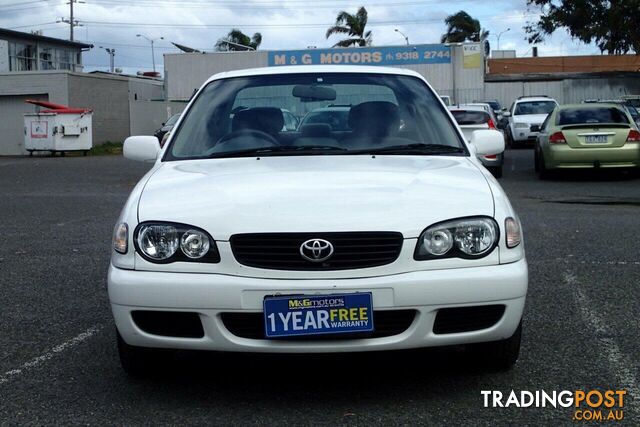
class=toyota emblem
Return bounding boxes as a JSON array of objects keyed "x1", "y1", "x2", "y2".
[{"x1": 300, "y1": 239, "x2": 334, "y2": 262}]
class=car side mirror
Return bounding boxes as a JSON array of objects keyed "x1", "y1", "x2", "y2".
[
  {"x1": 123, "y1": 136, "x2": 160, "y2": 162},
  {"x1": 470, "y1": 130, "x2": 505, "y2": 156},
  {"x1": 501, "y1": 111, "x2": 511, "y2": 117},
  {"x1": 530, "y1": 125, "x2": 541, "y2": 133}
]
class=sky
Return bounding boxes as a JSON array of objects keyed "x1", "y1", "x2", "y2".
[{"x1": 0, "y1": 0, "x2": 601, "y2": 75}]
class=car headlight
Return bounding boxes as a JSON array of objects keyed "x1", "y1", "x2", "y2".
[
  {"x1": 415, "y1": 217, "x2": 499, "y2": 260},
  {"x1": 180, "y1": 229, "x2": 210, "y2": 259},
  {"x1": 515, "y1": 122, "x2": 529, "y2": 128},
  {"x1": 134, "y1": 222, "x2": 219, "y2": 263}
]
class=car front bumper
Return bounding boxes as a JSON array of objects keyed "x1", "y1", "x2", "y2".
[
  {"x1": 511, "y1": 127, "x2": 539, "y2": 142},
  {"x1": 109, "y1": 258, "x2": 528, "y2": 353},
  {"x1": 544, "y1": 142, "x2": 640, "y2": 169}
]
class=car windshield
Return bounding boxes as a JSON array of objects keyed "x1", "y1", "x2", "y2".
[
  {"x1": 557, "y1": 107, "x2": 630, "y2": 126},
  {"x1": 165, "y1": 73, "x2": 466, "y2": 160},
  {"x1": 451, "y1": 110, "x2": 490, "y2": 125},
  {"x1": 165, "y1": 114, "x2": 180, "y2": 126},
  {"x1": 514, "y1": 101, "x2": 556, "y2": 115}
]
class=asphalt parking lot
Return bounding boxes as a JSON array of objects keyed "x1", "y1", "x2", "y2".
[{"x1": 0, "y1": 150, "x2": 638, "y2": 425}]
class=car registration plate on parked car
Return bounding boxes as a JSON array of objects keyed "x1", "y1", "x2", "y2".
[
  {"x1": 585, "y1": 135, "x2": 608, "y2": 144},
  {"x1": 263, "y1": 292, "x2": 374, "y2": 338}
]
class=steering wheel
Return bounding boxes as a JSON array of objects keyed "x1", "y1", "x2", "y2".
[{"x1": 215, "y1": 129, "x2": 279, "y2": 147}]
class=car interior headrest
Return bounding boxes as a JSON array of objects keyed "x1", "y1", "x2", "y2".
[
  {"x1": 232, "y1": 107, "x2": 284, "y2": 136},
  {"x1": 348, "y1": 101, "x2": 400, "y2": 137}
]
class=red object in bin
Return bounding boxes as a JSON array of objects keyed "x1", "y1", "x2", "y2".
[{"x1": 25, "y1": 99, "x2": 92, "y2": 114}]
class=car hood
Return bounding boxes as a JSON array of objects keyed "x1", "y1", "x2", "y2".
[
  {"x1": 138, "y1": 155, "x2": 495, "y2": 239},
  {"x1": 513, "y1": 114, "x2": 548, "y2": 124}
]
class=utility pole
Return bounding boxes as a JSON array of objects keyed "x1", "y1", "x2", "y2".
[
  {"x1": 59, "y1": 0, "x2": 84, "y2": 41},
  {"x1": 70, "y1": 0, "x2": 73, "y2": 41}
]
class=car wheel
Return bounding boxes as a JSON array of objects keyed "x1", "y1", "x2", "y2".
[
  {"x1": 538, "y1": 152, "x2": 552, "y2": 180},
  {"x1": 491, "y1": 166, "x2": 503, "y2": 179},
  {"x1": 506, "y1": 129, "x2": 513, "y2": 148},
  {"x1": 117, "y1": 330, "x2": 164, "y2": 377},
  {"x1": 534, "y1": 147, "x2": 540, "y2": 172},
  {"x1": 468, "y1": 321, "x2": 522, "y2": 371}
]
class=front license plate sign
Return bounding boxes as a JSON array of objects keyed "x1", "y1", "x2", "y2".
[
  {"x1": 263, "y1": 293, "x2": 374, "y2": 338},
  {"x1": 585, "y1": 135, "x2": 607, "y2": 144}
]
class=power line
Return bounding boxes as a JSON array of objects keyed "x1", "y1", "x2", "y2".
[
  {"x1": 87, "y1": 0, "x2": 461, "y2": 5},
  {"x1": 87, "y1": 0, "x2": 471, "y2": 10},
  {"x1": 79, "y1": 14, "x2": 531, "y2": 30},
  {"x1": 0, "y1": 0, "x2": 49, "y2": 8},
  {"x1": 8, "y1": 21, "x2": 59, "y2": 29}
]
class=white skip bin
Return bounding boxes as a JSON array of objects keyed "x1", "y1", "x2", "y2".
[{"x1": 23, "y1": 100, "x2": 93, "y2": 156}]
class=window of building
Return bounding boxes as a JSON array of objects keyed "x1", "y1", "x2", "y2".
[
  {"x1": 39, "y1": 47, "x2": 55, "y2": 70},
  {"x1": 9, "y1": 42, "x2": 37, "y2": 71},
  {"x1": 56, "y1": 48, "x2": 74, "y2": 70}
]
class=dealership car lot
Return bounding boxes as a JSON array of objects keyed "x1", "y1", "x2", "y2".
[{"x1": 0, "y1": 153, "x2": 638, "y2": 424}]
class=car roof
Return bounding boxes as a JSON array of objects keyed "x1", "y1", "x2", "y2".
[
  {"x1": 516, "y1": 97, "x2": 556, "y2": 103},
  {"x1": 450, "y1": 105, "x2": 488, "y2": 112},
  {"x1": 205, "y1": 65, "x2": 423, "y2": 84},
  {"x1": 461, "y1": 103, "x2": 491, "y2": 109},
  {"x1": 559, "y1": 103, "x2": 627, "y2": 110}
]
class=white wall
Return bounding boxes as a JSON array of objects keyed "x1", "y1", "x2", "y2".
[
  {"x1": 164, "y1": 45, "x2": 486, "y2": 102},
  {"x1": 129, "y1": 100, "x2": 187, "y2": 136},
  {"x1": 485, "y1": 75, "x2": 640, "y2": 107},
  {"x1": 0, "y1": 93, "x2": 48, "y2": 155}
]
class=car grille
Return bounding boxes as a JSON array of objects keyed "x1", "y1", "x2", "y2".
[
  {"x1": 432, "y1": 305, "x2": 505, "y2": 334},
  {"x1": 220, "y1": 310, "x2": 416, "y2": 340},
  {"x1": 229, "y1": 232, "x2": 404, "y2": 270}
]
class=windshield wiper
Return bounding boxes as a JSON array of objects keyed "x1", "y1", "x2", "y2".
[
  {"x1": 348, "y1": 143, "x2": 465, "y2": 156},
  {"x1": 207, "y1": 145, "x2": 347, "y2": 159}
]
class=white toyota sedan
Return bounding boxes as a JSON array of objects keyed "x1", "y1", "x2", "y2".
[{"x1": 110, "y1": 65, "x2": 527, "y2": 376}]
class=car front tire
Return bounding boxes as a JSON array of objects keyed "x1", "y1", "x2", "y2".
[
  {"x1": 506, "y1": 128, "x2": 514, "y2": 148},
  {"x1": 468, "y1": 321, "x2": 522, "y2": 371}
]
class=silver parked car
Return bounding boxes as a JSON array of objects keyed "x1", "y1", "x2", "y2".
[{"x1": 449, "y1": 105, "x2": 505, "y2": 178}]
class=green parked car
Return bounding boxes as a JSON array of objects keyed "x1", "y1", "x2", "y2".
[{"x1": 534, "y1": 103, "x2": 640, "y2": 179}]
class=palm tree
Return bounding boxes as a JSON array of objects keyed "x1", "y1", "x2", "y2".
[
  {"x1": 441, "y1": 11, "x2": 489, "y2": 42},
  {"x1": 326, "y1": 6, "x2": 372, "y2": 47},
  {"x1": 215, "y1": 29, "x2": 262, "y2": 51}
]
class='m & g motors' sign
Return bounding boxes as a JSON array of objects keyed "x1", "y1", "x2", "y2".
[{"x1": 268, "y1": 44, "x2": 451, "y2": 67}]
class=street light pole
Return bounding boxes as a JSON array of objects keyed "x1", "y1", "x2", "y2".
[
  {"x1": 496, "y1": 28, "x2": 511, "y2": 51},
  {"x1": 444, "y1": 42, "x2": 462, "y2": 104},
  {"x1": 136, "y1": 34, "x2": 164, "y2": 73},
  {"x1": 394, "y1": 28, "x2": 409, "y2": 45},
  {"x1": 100, "y1": 46, "x2": 115, "y2": 72}
]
